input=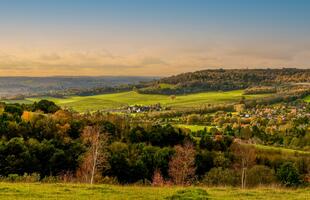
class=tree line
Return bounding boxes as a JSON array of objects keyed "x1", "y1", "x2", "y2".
[{"x1": 138, "y1": 68, "x2": 310, "y2": 95}]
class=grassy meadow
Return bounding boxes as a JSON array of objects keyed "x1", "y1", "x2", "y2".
[
  {"x1": 0, "y1": 183, "x2": 309, "y2": 200},
  {"x1": 175, "y1": 124, "x2": 215, "y2": 132},
  {"x1": 9, "y1": 90, "x2": 269, "y2": 112}
]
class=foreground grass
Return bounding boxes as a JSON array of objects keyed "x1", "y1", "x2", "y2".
[
  {"x1": 0, "y1": 183, "x2": 308, "y2": 200},
  {"x1": 14, "y1": 90, "x2": 268, "y2": 112}
]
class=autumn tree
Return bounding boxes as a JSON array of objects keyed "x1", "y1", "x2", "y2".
[
  {"x1": 77, "y1": 125, "x2": 109, "y2": 184},
  {"x1": 152, "y1": 169, "x2": 165, "y2": 186},
  {"x1": 168, "y1": 142, "x2": 196, "y2": 185},
  {"x1": 231, "y1": 142, "x2": 256, "y2": 189}
]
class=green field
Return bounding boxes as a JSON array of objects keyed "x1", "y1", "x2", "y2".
[
  {"x1": 8, "y1": 90, "x2": 269, "y2": 112},
  {"x1": 0, "y1": 183, "x2": 308, "y2": 200},
  {"x1": 175, "y1": 124, "x2": 215, "y2": 132},
  {"x1": 305, "y1": 95, "x2": 310, "y2": 102},
  {"x1": 251, "y1": 143, "x2": 310, "y2": 156}
]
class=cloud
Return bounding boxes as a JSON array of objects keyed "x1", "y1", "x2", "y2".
[
  {"x1": 140, "y1": 57, "x2": 169, "y2": 66},
  {"x1": 228, "y1": 42, "x2": 310, "y2": 62},
  {"x1": 1, "y1": 44, "x2": 310, "y2": 77},
  {"x1": 230, "y1": 48, "x2": 296, "y2": 61},
  {"x1": 39, "y1": 53, "x2": 61, "y2": 61}
]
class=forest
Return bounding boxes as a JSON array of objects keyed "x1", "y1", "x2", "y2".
[
  {"x1": 139, "y1": 68, "x2": 310, "y2": 95},
  {"x1": 0, "y1": 97, "x2": 309, "y2": 188}
]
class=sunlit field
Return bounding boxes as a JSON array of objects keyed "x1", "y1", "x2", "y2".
[
  {"x1": 10, "y1": 90, "x2": 269, "y2": 112},
  {"x1": 0, "y1": 183, "x2": 309, "y2": 200}
]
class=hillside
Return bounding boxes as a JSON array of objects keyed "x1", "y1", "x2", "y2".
[
  {"x1": 139, "y1": 68, "x2": 310, "y2": 94},
  {"x1": 13, "y1": 90, "x2": 269, "y2": 112}
]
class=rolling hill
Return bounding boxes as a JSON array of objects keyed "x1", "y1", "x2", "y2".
[
  {"x1": 13, "y1": 90, "x2": 269, "y2": 112},
  {"x1": 139, "y1": 68, "x2": 310, "y2": 95}
]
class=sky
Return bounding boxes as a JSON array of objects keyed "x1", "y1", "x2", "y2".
[{"x1": 0, "y1": 0, "x2": 310, "y2": 76}]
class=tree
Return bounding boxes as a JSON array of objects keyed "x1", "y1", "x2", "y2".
[
  {"x1": 195, "y1": 150, "x2": 214, "y2": 177},
  {"x1": 34, "y1": 100, "x2": 60, "y2": 114},
  {"x1": 129, "y1": 126, "x2": 147, "y2": 143},
  {"x1": 231, "y1": 142, "x2": 256, "y2": 188},
  {"x1": 168, "y1": 142, "x2": 196, "y2": 185},
  {"x1": 4, "y1": 104, "x2": 23, "y2": 116},
  {"x1": 77, "y1": 126, "x2": 109, "y2": 184}
]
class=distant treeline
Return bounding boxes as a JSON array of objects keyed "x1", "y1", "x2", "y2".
[
  {"x1": 3, "y1": 85, "x2": 139, "y2": 100},
  {"x1": 0, "y1": 76, "x2": 155, "y2": 99},
  {"x1": 138, "y1": 68, "x2": 310, "y2": 95}
]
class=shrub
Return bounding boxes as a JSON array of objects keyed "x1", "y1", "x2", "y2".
[
  {"x1": 41, "y1": 176, "x2": 60, "y2": 183},
  {"x1": 246, "y1": 165, "x2": 276, "y2": 187},
  {"x1": 152, "y1": 169, "x2": 165, "y2": 186},
  {"x1": 203, "y1": 167, "x2": 239, "y2": 186},
  {"x1": 7, "y1": 174, "x2": 20, "y2": 182},
  {"x1": 98, "y1": 176, "x2": 119, "y2": 184},
  {"x1": 3, "y1": 173, "x2": 40, "y2": 182},
  {"x1": 277, "y1": 162, "x2": 302, "y2": 187},
  {"x1": 22, "y1": 173, "x2": 41, "y2": 182},
  {"x1": 166, "y1": 188, "x2": 209, "y2": 200}
]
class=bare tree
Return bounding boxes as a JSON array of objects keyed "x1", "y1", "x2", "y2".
[
  {"x1": 231, "y1": 142, "x2": 256, "y2": 189},
  {"x1": 77, "y1": 125, "x2": 109, "y2": 184},
  {"x1": 168, "y1": 142, "x2": 196, "y2": 185}
]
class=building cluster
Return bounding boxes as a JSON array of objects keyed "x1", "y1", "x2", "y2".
[{"x1": 127, "y1": 103, "x2": 162, "y2": 113}]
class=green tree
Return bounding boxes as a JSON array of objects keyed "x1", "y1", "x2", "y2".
[{"x1": 34, "y1": 100, "x2": 60, "y2": 113}]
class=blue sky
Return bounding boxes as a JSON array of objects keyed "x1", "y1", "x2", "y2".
[{"x1": 0, "y1": 0, "x2": 309, "y2": 76}]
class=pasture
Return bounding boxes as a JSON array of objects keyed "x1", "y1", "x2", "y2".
[
  {"x1": 0, "y1": 183, "x2": 309, "y2": 200},
  {"x1": 14, "y1": 90, "x2": 268, "y2": 112},
  {"x1": 175, "y1": 124, "x2": 214, "y2": 132}
]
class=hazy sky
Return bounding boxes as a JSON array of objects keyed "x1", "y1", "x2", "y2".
[{"x1": 1, "y1": 0, "x2": 310, "y2": 76}]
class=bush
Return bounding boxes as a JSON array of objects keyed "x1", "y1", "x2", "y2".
[
  {"x1": 277, "y1": 162, "x2": 302, "y2": 187},
  {"x1": 41, "y1": 176, "x2": 60, "y2": 183},
  {"x1": 3, "y1": 173, "x2": 40, "y2": 182},
  {"x1": 7, "y1": 174, "x2": 20, "y2": 182},
  {"x1": 203, "y1": 167, "x2": 239, "y2": 186},
  {"x1": 166, "y1": 188, "x2": 209, "y2": 200},
  {"x1": 247, "y1": 165, "x2": 276, "y2": 187},
  {"x1": 98, "y1": 176, "x2": 119, "y2": 184}
]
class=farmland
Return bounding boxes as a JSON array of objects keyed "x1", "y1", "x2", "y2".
[
  {"x1": 0, "y1": 183, "x2": 309, "y2": 200},
  {"x1": 9, "y1": 90, "x2": 269, "y2": 112}
]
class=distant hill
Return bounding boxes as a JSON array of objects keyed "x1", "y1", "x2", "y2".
[
  {"x1": 138, "y1": 68, "x2": 310, "y2": 95},
  {"x1": 0, "y1": 76, "x2": 158, "y2": 98}
]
